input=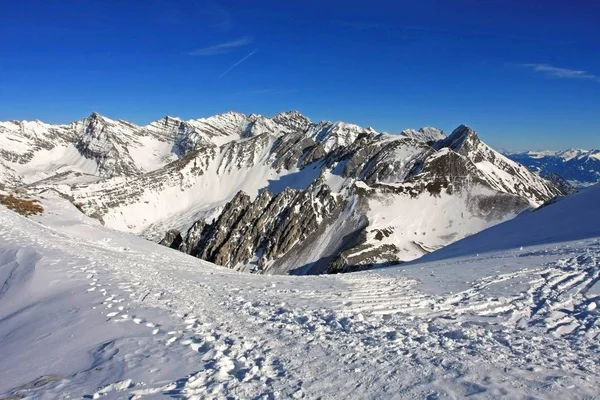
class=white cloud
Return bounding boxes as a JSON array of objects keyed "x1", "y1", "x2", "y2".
[
  {"x1": 522, "y1": 63, "x2": 600, "y2": 82},
  {"x1": 189, "y1": 36, "x2": 252, "y2": 56}
]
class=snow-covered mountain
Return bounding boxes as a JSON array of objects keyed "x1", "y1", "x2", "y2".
[
  {"x1": 153, "y1": 122, "x2": 561, "y2": 274},
  {"x1": 0, "y1": 111, "x2": 564, "y2": 274},
  {"x1": 399, "y1": 126, "x2": 446, "y2": 142},
  {"x1": 506, "y1": 148, "x2": 600, "y2": 187}
]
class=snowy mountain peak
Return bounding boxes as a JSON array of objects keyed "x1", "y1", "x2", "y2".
[
  {"x1": 164, "y1": 115, "x2": 182, "y2": 122},
  {"x1": 273, "y1": 110, "x2": 307, "y2": 120},
  {"x1": 272, "y1": 110, "x2": 312, "y2": 132},
  {"x1": 419, "y1": 126, "x2": 446, "y2": 139},
  {"x1": 559, "y1": 148, "x2": 588, "y2": 161},
  {"x1": 524, "y1": 150, "x2": 557, "y2": 158},
  {"x1": 83, "y1": 111, "x2": 124, "y2": 126},
  {"x1": 450, "y1": 123, "x2": 477, "y2": 140},
  {"x1": 434, "y1": 124, "x2": 484, "y2": 156},
  {"x1": 400, "y1": 126, "x2": 445, "y2": 142}
]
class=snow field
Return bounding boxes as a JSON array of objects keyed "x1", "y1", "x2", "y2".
[{"x1": 1, "y1": 192, "x2": 600, "y2": 398}]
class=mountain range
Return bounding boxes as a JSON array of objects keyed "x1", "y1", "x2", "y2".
[
  {"x1": 0, "y1": 111, "x2": 565, "y2": 274},
  {"x1": 506, "y1": 149, "x2": 600, "y2": 187}
]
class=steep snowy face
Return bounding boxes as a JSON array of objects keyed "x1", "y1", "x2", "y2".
[
  {"x1": 308, "y1": 121, "x2": 371, "y2": 153},
  {"x1": 418, "y1": 183, "x2": 600, "y2": 263},
  {"x1": 357, "y1": 138, "x2": 433, "y2": 184},
  {"x1": 507, "y1": 148, "x2": 600, "y2": 187},
  {"x1": 144, "y1": 116, "x2": 209, "y2": 158},
  {"x1": 186, "y1": 112, "x2": 251, "y2": 145},
  {"x1": 325, "y1": 148, "x2": 533, "y2": 272},
  {"x1": 72, "y1": 113, "x2": 145, "y2": 177},
  {"x1": 0, "y1": 120, "x2": 75, "y2": 163},
  {"x1": 0, "y1": 120, "x2": 78, "y2": 184},
  {"x1": 435, "y1": 125, "x2": 563, "y2": 205}
]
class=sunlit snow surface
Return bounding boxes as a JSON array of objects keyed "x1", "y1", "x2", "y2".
[{"x1": 1, "y1": 188, "x2": 600, "y2": 399}]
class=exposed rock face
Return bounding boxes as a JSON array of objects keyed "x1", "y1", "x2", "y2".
[
  {"x1": 155, "y1": 122, "x2": 562, "y2": 274},
  {"x1": 400, "y1": 127, "x2": 446, "y2": 142},
  {"x1": 179, "y1": 220, "x2": 208, "y2": 256},
  {"x1": 74, "y1": 113, "x2": 142, "y2": 177},
  {"x1": 174, "y1": 181, "x2": 343, "y2": 273},
  {"x1": 358, "y1": 139, "x2": 433, "y2": 184},
  {"x1": 543, "y1": 173, "x2": 578, "y2": 195},
  {"x1": 159, "y1": 229, "x2": 183, "y2": 249}
]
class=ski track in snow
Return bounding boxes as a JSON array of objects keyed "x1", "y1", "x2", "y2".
[{"x1": 1, "y1": 197, "x2": 600, "y2": 399}]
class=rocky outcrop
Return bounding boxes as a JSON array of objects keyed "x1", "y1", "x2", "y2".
[
  {"x1": 159, "y1": 229, "x2": 183, "y2": 249},
  {"x1": 74, "y1": 113, "x2": 142, "y2": 177},
  {"x1": 400, "y1": 127, "x2": 446, "y2": 142},
  {"x1": 179, "y1": 220, "x2": 208, "y2": 256},
  {"x1": 543, "y1": 173, "x2": 578, "y2": 195},
  {"x1": 171, "y1": 181, "x2": 343, "y2": 272},
  {"x1": 434, "y1": 126, "x2": 563, "y2": 204}
]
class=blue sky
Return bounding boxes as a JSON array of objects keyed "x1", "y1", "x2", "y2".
[{"x1": 1, "y1": 0, "x2": 599, "y2": 151}]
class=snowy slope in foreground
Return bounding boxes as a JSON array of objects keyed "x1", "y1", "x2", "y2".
[
  {"x1": 411, "y1": 184, "x2": 600, "y2": 263},
  {"x1": 1, "y1": 193, "x2": 599, "y2": 399}
]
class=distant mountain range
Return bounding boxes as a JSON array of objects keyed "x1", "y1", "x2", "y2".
[
  {"x1": 505, "y1": 149, "x2": 600, "y2": 188},
  {"x1": 0, "y1": 111, "x2": 564, "y2": 274}
]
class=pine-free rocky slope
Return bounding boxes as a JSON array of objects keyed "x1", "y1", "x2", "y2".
[{"x1": 0, "y1": 111, "x2": 563, "y2": 274}]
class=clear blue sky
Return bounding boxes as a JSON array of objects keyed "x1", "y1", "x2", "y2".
[{"x1": 1, "y1": 0, "x2": 599, "y2": 151}]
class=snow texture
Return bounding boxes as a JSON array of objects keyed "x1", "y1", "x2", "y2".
[{"x1": 1, "y1": 186, "x2": 599, "y2": 399}]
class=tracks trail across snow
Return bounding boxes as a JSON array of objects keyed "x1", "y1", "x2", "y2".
[{"x1": 1, "y1": 199, "x2": 600, "y2": 399}]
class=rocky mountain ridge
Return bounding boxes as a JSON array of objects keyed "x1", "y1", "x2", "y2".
[{"x1": 0, "y1": 111, "x2": 564, "y2": 274}]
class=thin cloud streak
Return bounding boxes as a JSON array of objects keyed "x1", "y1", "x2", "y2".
[
  {"x1": 189, "y1": 36, "x2": 252, "y2": 56},
  {"x1": 219, "y1": 49, "x2": 257, "y2": 78},
  {"x1": 522, "y1": 63, "x2": 600, "y2": 82}
]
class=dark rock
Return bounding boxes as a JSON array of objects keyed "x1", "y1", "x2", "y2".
[
  {"x1": 543, "y1": 172, "x2": 578, "y2": 195},
  {"x1": 159, "y1": 229, "x2": 183, "y2": 249}
]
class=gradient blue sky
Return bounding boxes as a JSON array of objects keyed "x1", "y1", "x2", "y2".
[{"x1": 1, "y1": 0, "x2": 599, "y2": 150}]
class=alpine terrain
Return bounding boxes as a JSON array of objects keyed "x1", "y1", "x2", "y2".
[
  {"x1": 0, "y1": 111, "x2": 563, "y2": 275},
  {"x1": 1, "y1": 164, "x2": 599, "y2": 399},
  {"x1": 506, "y1": 149, "x2": 600, "y2": 188},
  {"x1": 3, "y1": 0, "x2": 599, "y2": 397}
]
